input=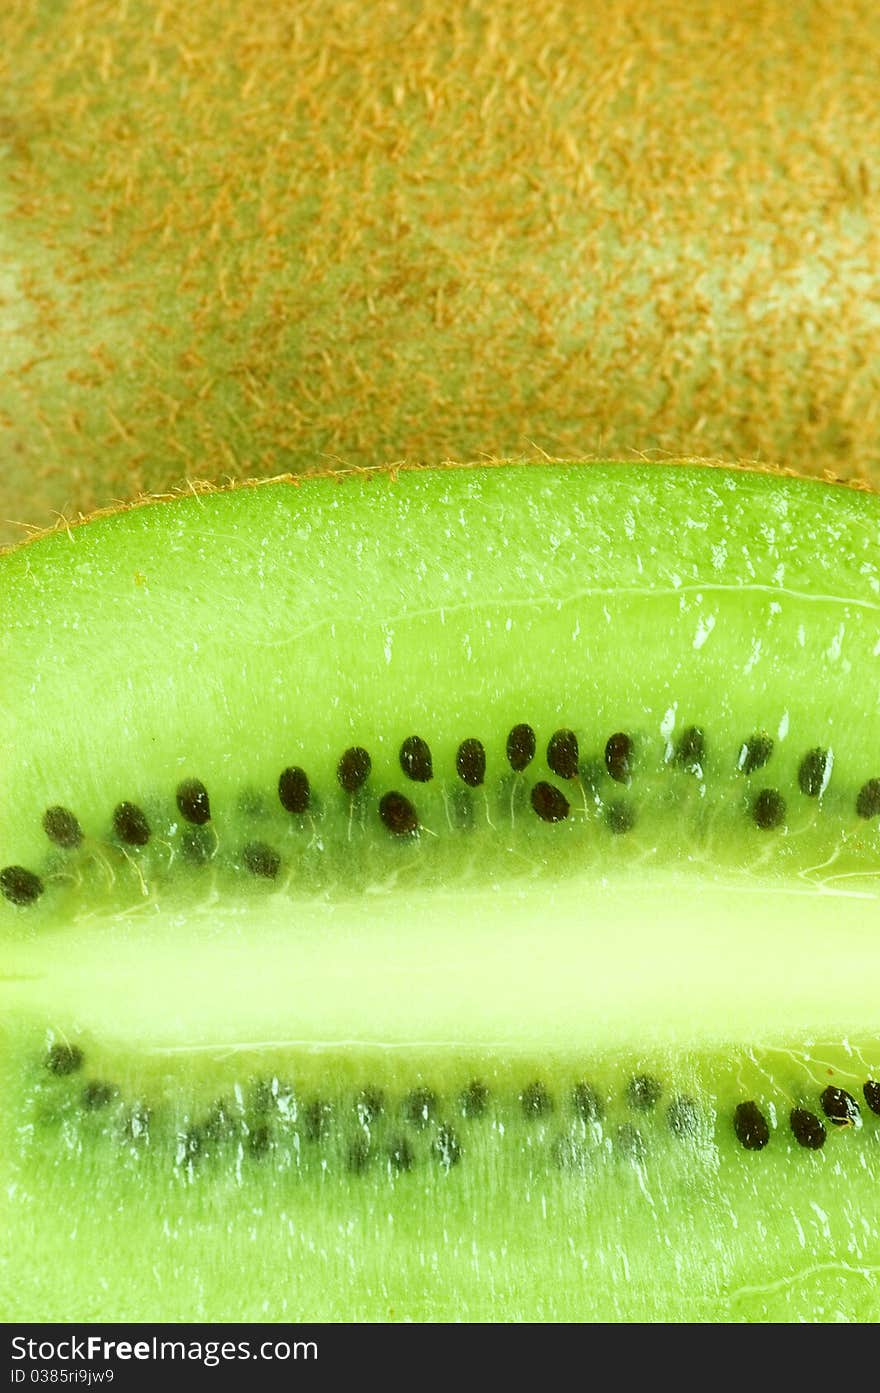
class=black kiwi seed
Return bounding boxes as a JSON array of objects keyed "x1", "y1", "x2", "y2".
[
  {"x1": 357, "y1": 1086, "x2": 385, "y2": 1125},
  {"x1": 738, "y1": 732, "x2": 774, "y2": 774},
  {"x1": 347, "y1": 1134, "x2": 371, "y2": 1174},
  {"x1": 379, "y1": 791, "x2": 419, "y2": 836},
  {"x1": 403, "y1": 1086, "x2": 437, "y2": 1129},
  {"x1": 0, "y1": 865, "x2": 44, "y2": 906},
  {"x1": 399, "y1": 735, "x2": 433, "y2": 782},
  {"x1": 547, "y1": 728, "x2": 579, "y2": 780},
  {"x1": 820, "y1": 1085, "x2": 860, "y2": 1126},
  {"x1": 790, "y1": 1107, "x2": 826, "y2": 1149},
  {"x1": 113, "y1": 801, "x2": 151, "y2": 847},
  {"x1": 855, "y1": 778, "x2": 880, "y2": 819},
  {"x1": 278, "y1": 766, "x2": 310, "y2": 814},
  {"x1": 863, "y1": 1080, "x2": 880, "y2": 1115},
  {"x1": 388, "y1": 1136, "x2": 414, "y2": 1172},
  {"x1": 733, "y1": 1100, "x2": 770, "y2": 1151},
  {"x1": 627, "y1": 1074, "x2": 662, "y2": 1111},
  {"x1": 530, "y1": 781, "x2": 570, "y2": 823},
  {"x1": 667, "y1": 1095, "x2": 701, "y2": 1139},
  {"x1": 243, "y1": 842, "x2": 281, "y2": 879},
  {"x1": 337, "y1": 746, "x2": 371, "y2": 792},
  {"x1": 571, "y1": 1081, "x2": 603, "y2": 1123},
  {"x1": 459, "y1": 1079, "x2": 489, "y2": 1118},
  {"x1": 797, "y1": 748, "x2": 828, "y2": 798},
  {"x1": 456, "y1": 738, "x2": 486, "y2": 787},
  {"x1": 176, "y1": 778, "x2": 211, "y2": 825},
  {"x1": 752, "y1": 788, "x2": 786, "y2": 830},
  {"x1": 46, "y1": 1042, "x2": 84, "y2": 1076},
  {"x1": 520, "y1": 1080, "x2": 553, "y2": 1118},
  {"x1": 674, "y1": 725, "x2": 705, "y2": 769},
  {"x1": 42, "y1": 805, "x2": 84, "y2": 849},
  {"x1": 506, "y1": 723, "x2": 536, "y2": 772},
  {"x1": 82, "y1": 1081, "x2": 116, "y2": 1110},
  {"x1": 605, "y1": 800, "x2": 636, "y2": 834},
  {"x1": 605, "y1": 732, "x2": 633, "y2": 783},
  {"x1": 433, "y1": 1123, "x2": 462, "y2": 1169}
]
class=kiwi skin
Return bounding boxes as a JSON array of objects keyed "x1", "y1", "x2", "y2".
[
  {"x1": 3, "y1": 2, "x2": 880, "y2": 545},
  {"x1": 2, "y1": 459, "x2": 880, "y2": 1321}
]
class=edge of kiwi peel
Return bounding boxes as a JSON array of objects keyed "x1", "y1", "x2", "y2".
[
  {"x1": 5, "y1": 452, "x2": 876, "y2": 558},
  {"x1": 3, "y1": 457, "x2": 880, "y2": 1321}
]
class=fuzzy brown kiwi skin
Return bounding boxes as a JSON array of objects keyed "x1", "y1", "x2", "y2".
[{"x1": 5, "y1": 1, "x2": 880, "y2": 563}]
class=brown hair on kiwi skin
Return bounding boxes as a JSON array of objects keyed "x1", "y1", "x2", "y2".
[
  {"x1": 5, "y1": 455, "x2": 877, "y2": 559},
  {"x1": 3, "y1": 1, "x2": 880, "y2": 547}
]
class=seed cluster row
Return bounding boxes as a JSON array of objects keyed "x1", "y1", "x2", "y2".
[
  {"x1": 5, "y1": 721, "x2": 880, "y2": 907},
  {"x1": 734, "y1": 1081, "x2": 880, "y2": 1150},
  {"x1": 42, "y1": 1043, "x2": 880, "y2": 1164}
]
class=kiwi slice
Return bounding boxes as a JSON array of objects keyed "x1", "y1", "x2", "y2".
[{"x1": 3, "y1": 460, "x2": 880, "y2": 1322}]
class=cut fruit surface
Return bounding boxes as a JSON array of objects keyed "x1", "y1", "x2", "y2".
[{"x1": 2, "y1": 461, "x2": 880, "y2": 1321}]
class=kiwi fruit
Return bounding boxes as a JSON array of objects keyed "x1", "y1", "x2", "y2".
[
  {"x1": 4, "y1": 4, "x2": 880, "y2": 545},
  {"x1": 2, "y1": 458, "x2": 879, "y2": 1322}
]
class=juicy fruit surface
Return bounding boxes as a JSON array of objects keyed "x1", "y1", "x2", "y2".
[
  {"x1": 4, "y1": 461, "x2": 880, "y2": 888},
  {"x1": 3, "y1": 460, "x2": 880, "y2": 1321},
  {"x1": 7, "y1": 1025, "x2": 880, "y2": 1321}
]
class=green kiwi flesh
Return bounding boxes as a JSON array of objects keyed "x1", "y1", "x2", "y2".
[{"x1": 2, "y1": 460, "x2": 880, "y2": 1321}]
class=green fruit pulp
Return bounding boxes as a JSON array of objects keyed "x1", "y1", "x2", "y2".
[{"x1": 2, "y1": 460, "x2": 880, "y2": 1321}]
